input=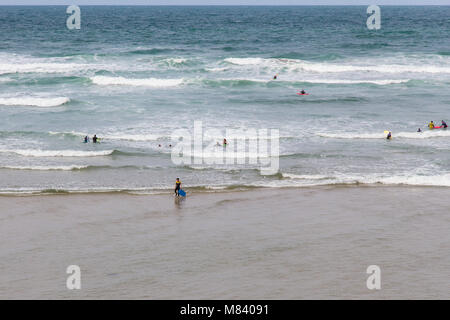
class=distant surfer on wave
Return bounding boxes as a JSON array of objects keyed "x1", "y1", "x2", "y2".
[
  {"x1": 386, "y1": 131, "x2": 392, "y2": 140},
  {"x1": 441, "y1": 120, "x2": 447, "y2": 128}
]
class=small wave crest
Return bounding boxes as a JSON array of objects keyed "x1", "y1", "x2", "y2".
[
  {"x1": 90, "y1": 76, "x2": 184, "y2": 87},
  {"x1": 317, "y1": 130, "x2": 450, "y2": 140},
  {"x1": 0, "y1": 96, "x2": 70, "y2": 107},
  {"x1": 223, "y1": 56, "x2": 450, "y2": 75},
  {"x1": 1, "y1": 165, "x2": 88, "y2": 171},
  {"x1": 0, "y1": 149, "x2": 115, "y2": 157}
]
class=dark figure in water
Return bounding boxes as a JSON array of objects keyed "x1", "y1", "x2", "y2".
[
  {"x1": 300, "y1": 89, "x2": 306, "y2": 94},
  {"x1": 84, "y1": 136, "x2": 89, "y2": 143},
  {"x1": 442, "y1": 120, "x2": 448, "y2": 128},
  {"x1": 273, "y1": 74, "x2": 277, "y2": 80},
  {"x1": 387, "y1": 132, "x2": 392, "y2": 140},
  {"x1": 174, "y1": 178, "x2": 181, "y2": 196},
  {"x1": 92, "y1": 135, "x2": 98, "y2": 143},
  {"x1": 417, "y1": 128, "x2": 422, "y2": 133}
]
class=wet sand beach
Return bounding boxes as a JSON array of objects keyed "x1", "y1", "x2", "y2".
[{"x1": 1, "y1": 186, "x2": 449, "y2": 299}]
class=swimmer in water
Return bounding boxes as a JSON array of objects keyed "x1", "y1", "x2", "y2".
[{"x1": 386, "y1": 132, "x2": 392, "y2": 140}]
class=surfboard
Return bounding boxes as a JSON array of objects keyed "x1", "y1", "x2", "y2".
[
  {"x1": 178, "y1": 189, "x2": 186, "y2": 197},
  {"x1": 296, "y1": 93, "x2": 309, "y2": 96}
]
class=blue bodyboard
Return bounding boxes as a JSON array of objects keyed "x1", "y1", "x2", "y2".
[{"x1": 178, "y1": 189, "x2": 186, "y2": 197}]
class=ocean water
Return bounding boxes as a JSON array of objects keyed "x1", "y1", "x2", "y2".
[{"x1": 0, "y1": 5, "x2": 450, "y2": 194}]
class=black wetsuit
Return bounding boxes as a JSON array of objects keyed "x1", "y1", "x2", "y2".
[{"x1": 175, "y1": 181, "x2": 181, "y2": 195}]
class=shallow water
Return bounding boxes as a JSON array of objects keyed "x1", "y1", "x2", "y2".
[{"x1": 1, "y1": 186, "x2": 449, "y2": 299}]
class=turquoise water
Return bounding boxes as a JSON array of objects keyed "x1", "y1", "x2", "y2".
[{"x1": 0, "y1": 5, "x2": 450, "y2": 193}]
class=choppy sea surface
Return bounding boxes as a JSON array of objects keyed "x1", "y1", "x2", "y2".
[{"x1": 0, "y1": 6, "x2": 449, "y2": 194}]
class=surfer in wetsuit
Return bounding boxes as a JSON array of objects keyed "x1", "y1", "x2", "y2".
[
  {"x1": 84, "y1": 136, "x2": 89, "y2": 143},
  {"x1": 93, "y1": 135, "x2": 98, "y2": 143},
  {"x1": 417, "y1": 128, "x2": 422, "y2": 133},
  {"x1": 175, "y1": 178, "x2": 181, "y2": 196},
  {"x1": 273, "y1": 74, "x2": 277, "y2": 80},
  {"x1": 386, "y1": 132, "x2": 392, "y2": 140},
  {"x1": 442, "y1": 120, "x2": 448, "y2": 128},
  {"x1": 300, "y1": 89, "x2": 306, "y2": 94},
  {"x1": 428, "y1": 121, "x2": 435, "y2": 129}
]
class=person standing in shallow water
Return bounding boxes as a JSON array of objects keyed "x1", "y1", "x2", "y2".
[{"x1": 174, "y1": 178, "x2": 181, "y2": 196}]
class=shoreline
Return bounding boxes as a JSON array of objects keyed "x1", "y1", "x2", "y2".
[{"x1": 1, "y1": 183, "x2": 450, "y2": 197}]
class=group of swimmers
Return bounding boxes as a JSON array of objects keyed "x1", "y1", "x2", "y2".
[
  {"x1": 387, "y1": 120, "x2": 448, "y2": 139},
  {"x1": 83, "y1": 135, "x2": 99, "y2": 143},
  {"x1": 216, "y1": 138, "x2": 228, "y2": 147},
  {"x1": 424, "y1": 120, "x2": 448, "y2": 131}
]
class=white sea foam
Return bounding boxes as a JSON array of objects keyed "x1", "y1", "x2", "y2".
[
  {"x1": 299, "y1": 79, "x2": 410, "y2": 85},
  {"x1": 48, "y1": 131, "x2": 86, "y2": 137},
  {"x1": 0, "y1": 96, "x2": 70, "y2": 107},
  {"x1": 91, "y1": 76, "x2": 184, "y2": 87},
  {"x1": 205, "y1": 67, "x2": 229, "y2": 72},
  {"x1": 1, "y1": 165, "x2": 88, "y2": 171},
  {"x1": 282, "y1": 173, "x2": 331, "y2": 180},
  {"x1": 0, "y1": 149, "x2": 114, "y2": 157},
  {"x1": 332, "y1": 173, "x2": 450, "y2": 187},
  {"x1": 0, "y1": 62, "x2": 86, "y2": 75},
  {"x1": 215, "y1": 78, "x2": 409, "y2": 85},
  {"x1": 317, "y1": 130, "x2": 450, "y2": 139},
  {"x1": 49, "y1": 131, "x2": 161, "y2": 142},
  {"x1": 274, "y1": 172, "x2": 450, "y2": 187},
  {"x1": 297, "y1": 63, "x2": 450, "y2": 74},
  {"x1": 224, "y1": 57, "x2": 265, "y2": 65},
  {"x1": 162, "y1": 58, "x2": 187, "y2": 65},
  {"x1": 224, "y1": 57, "x2": 450, "y2": 75},
  {"x1": 104, "y1": 133, "x2": 161, "y2": 141}
]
